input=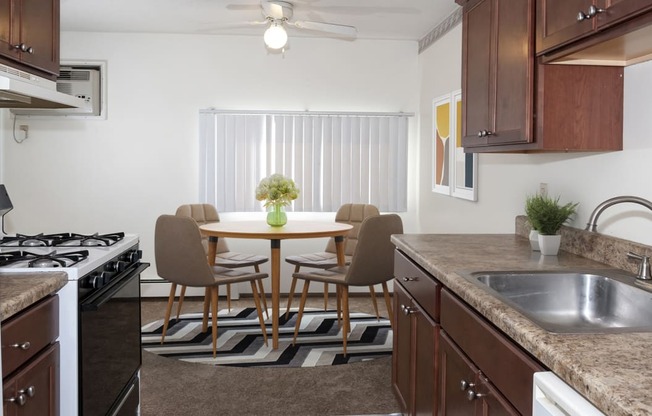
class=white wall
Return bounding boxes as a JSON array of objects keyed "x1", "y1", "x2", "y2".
[
  {"x1": 417, "y1": 24, "x2": 652, "y2": 247},
  {"x1": 0, "y1": 32, "x2": 420, "y2": 292}
]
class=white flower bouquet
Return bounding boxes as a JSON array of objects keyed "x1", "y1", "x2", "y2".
[{"x1": 255, "y1": 174, "x2": 300, "y2": 208}]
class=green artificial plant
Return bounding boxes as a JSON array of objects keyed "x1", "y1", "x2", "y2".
[{"x1": 525, "y1": 194, "x2": 578, "y2": 235}]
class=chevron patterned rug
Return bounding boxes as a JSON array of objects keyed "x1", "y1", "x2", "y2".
[{"x1": 141, "y1": 307, "x2": 392, "y2": 368}]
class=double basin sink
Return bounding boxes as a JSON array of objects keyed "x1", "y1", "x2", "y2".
[{"x1": 460, "y1": 269, "x2": 652, "y2": 333}]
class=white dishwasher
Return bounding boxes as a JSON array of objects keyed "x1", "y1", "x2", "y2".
[{"x1": 533, "y1": 372, "x2": 605, "y2": 416}]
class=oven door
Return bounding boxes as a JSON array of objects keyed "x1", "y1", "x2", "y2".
[{"x1": 79, "y1": 262, "x2": 149, "y2": 416}]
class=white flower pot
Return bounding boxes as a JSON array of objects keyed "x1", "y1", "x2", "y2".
[
  {"x1": 538, "y1": 234, "x2": 561, "y2": 256},
  {"x1": 529, "y1": 230, "x2": 540, "y2": 251}
]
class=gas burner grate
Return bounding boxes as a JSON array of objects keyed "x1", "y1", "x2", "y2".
[
  {"x1": 0, "y1": 250, "x2": 89, "y2": 268},
  {"x1": 0, "y1": 233, "x2": 70, "y2": 247},
  {"x1": 54, "y1": 232, "x2": 125, "y2": 247},
  {"x1": 0, "y1": 232, "x2": 125, "y2": 247}
]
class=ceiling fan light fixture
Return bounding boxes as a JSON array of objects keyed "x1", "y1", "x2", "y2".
[{"x1": 264, "y1": 21, "x2": 288, "y2": 49}]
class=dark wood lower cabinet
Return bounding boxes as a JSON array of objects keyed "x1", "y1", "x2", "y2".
[
  {"x1": 393, "y1": 250, "x2": 545, "y2": 416},
  {"x1": 3, "y1": 343, "x2": 59, "y2": 416}
]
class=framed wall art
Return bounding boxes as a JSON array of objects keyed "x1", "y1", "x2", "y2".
[
  {"x1": 432, "y1": 94, "x2": 451, "y2": 195},
  {"x1": 450, "y1": 90, "x2": 478, "y2": 201}
]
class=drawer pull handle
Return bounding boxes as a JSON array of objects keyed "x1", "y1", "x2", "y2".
[
  {"x1": 19, "y1": 386, "x2": 35, "y2": 398},
  {"x1": 10, "y1": 341, "x2": 31, "y2": 350},
  {"x1": 5, "y1": 394, "x2": 27, "y2": 406},
  {"x1": 402, "y1": 276, "x2": 419, "y2": 282}
]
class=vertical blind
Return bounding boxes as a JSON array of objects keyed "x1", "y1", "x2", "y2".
[{"x1": 199, "y1": 110, "x2": 409, "y2": 212}]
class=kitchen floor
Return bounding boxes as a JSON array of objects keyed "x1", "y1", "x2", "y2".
[{"x1": 139, "y1": 290, "x2": 400, "y2": 416}]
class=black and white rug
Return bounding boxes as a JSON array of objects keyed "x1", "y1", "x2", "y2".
[{"x1": 141, "y1": 308, "x2": 392, "y2": 368}]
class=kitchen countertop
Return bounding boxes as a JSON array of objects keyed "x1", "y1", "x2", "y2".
[
  {"x1": 391, "y1": 232, "x2": 652, "y2": 416},
  {"x1": 0, "y1": 272, "x2": 67, "y2": 321}
]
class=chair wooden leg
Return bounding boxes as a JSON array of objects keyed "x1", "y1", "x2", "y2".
[
  {"x1": 202, "y1": 287, "x2": 210, "y2": 333},
  {"x1": 382, "y1": 282, "x2": 394, "y2": 329},
  {"x1": 285, "y1": 265, "x2": 300, "y2": 319},
  {"x1": 175, "y1": 285, "x2": 187, "y2": 319},
  {"x1": 226, "y1": 283, "x2": 232, "y2": 312},
  {"x1": 256, "y1": 279, "x2": 269, "y2": 320},
  {"x1": 211, "y1": 287, "x2": 219, "y2": 358},
  {"x1": 369, "y1": 285, "x2": 380, "y2": 320},
  {"x1": 161, "y1": 283, "x2": 177, "y2": 344},
  {"x1": 250, "y1": 281, "x2": 269, "y2": 346},
  {"x1": 336, "y1": 285, "x2": 342, "y2": 327},
  {"x1": 254, "y1": 265, "x2": 269, "y2": 318},
  {"x1": 341, "y1": 285, "x2": 350, "y2": 357},
  {"x1": 292, "y1": 280, "x2": 311, "y2": 345},
  {"x1": 323, "y1": 283, "x2": 329, "y2": 310}
]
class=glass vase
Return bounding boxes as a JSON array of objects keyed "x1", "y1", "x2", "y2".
[{"x1": 266, "y1": 204, "x2": 287, "y2": 227}]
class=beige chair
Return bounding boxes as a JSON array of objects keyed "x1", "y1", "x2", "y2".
[
  {"x1": 291, "y1": 214, "x2": 403, "y2": 356},
  {"x1": 155, "y1": 214, "x2": 269, "y2": 357},
  {"x1": 284, "y1": 203, "x2": 380, "y2": 318},
  {"x1": 174, "y1": 204, "x2": 269, "y2": 317}
]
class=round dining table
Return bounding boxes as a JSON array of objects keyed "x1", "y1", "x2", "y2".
[{"x1": 199, "y1": 220, "x2": 353, "y2": 349}]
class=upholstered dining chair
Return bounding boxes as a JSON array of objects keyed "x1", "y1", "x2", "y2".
[
  {"x1": 284, "y1": 203, "x2": 380, "y2": 319},
  {"x1": 155, "y1": 214, "x2": 269, "y2": 357},
  {"x1": 173, "y1": 204, "x2": 269, "y2": 318},
  {"x1": 291, "y1": 214, "x2": 403, "y2": 356}
]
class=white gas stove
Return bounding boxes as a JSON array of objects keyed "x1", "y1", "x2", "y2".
[{"x1": 0, "y1": 232, "x2": 146, "y2": 416}]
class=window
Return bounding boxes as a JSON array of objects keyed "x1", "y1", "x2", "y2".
[{"x1": 199, "y1": 110, "x2": 409, "y2": 212}]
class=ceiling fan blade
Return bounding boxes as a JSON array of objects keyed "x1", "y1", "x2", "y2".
[
  {"x1": 291, "y1": 20, "x2": 358, "y2": 38},
  {"x1": 261, "y1": 1, "x2": 292, "y2": 20}
]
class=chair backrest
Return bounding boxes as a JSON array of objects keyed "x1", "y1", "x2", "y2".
[
  {"x1": 344, "y1": 214, "x2": 403, "y2": 287},
  {"x1": 175, "y1": 203, "x2": 230, "y2": 254},
  {"x1": 325, "y1": 203, "x2": 380, "y2": 255},
  {"x1": 155, "y1": 214, "x2": 216, "y2": 287}
]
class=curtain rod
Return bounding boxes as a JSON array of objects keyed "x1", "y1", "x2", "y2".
[{"x1": 200, "y1": 109, "x2": 414, "y2": 117}]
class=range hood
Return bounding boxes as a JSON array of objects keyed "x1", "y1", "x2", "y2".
[{"x1": 0, "y1": 64, "x2": 87, "y2": 109}]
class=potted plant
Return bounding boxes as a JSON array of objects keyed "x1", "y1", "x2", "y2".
[{"x1": 525, "y1": 194, "x2": 578, "y2": 255}]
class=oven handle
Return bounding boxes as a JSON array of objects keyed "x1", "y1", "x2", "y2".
[{"x1": 81, "y1": 262, "x2": 150, "y2": 312}]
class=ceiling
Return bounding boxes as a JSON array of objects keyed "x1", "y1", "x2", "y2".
[{"x1": 59, "y1": 0, "x2": 460, "y2": 42}]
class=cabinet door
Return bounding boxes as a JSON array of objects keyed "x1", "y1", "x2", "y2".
[
  {"x1": 0, "y1": 0, "x2": 20, "y2": 63},
  {"x1": 475, "y1": 375, "x2": 519, "y2": 416},
  {"x1": 439, "y1": 332, "x2": 477, "y2": 416},
  {"x1": 413, "y1": 304, "x2": 438, "y2": 415},
  {"x1": 536, "y1": 0, "x2": 595, "y2": 54},
  {"x1": 461, "y1": 0, "x2": 533, "y2": 148},
  {"x1": 3, "y1": 343, "x2": 59, "y2": 416},
  {"x1": 392, "y1": 282, "x2": 413, "y2": 414},
  {"x1": 17, "y1": 0, "x2": 60, "y2": 75}
]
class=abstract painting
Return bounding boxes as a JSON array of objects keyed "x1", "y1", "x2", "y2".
[
  {"x1": 451, "y1": 90, "x2": 478, "y2": 201},
  {"x1": 432, "y1": 95, "x2": 451, "y2": 195}
]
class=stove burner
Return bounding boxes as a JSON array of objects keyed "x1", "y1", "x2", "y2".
[
  {"x1": 55, "y1": 232, "x2": 125, "y2": 247},
  {"x1": 0, "y1": 232, "x2": 125, "y2": 247},
  {"x1": 0, "y1": 250, "x2": 89, "y2": 268}
]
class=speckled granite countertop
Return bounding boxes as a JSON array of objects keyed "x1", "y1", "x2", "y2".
[
  {"x1": 391, "y1": 230, "x2": 652, "y2": 416},
  {"x1": 0, "y1": 272, "x2": 67, "y2": 321}
]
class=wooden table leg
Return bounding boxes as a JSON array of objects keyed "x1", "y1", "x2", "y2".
[
  {"x1": 271, "y1": 239, "x2": 281, "y2": 349},
  {"x1": 207, "y1": 236, "x2": 218, "y2": 266}
]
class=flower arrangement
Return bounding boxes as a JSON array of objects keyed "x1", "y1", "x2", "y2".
[{"x1": 255, "y1": 173, "x2": 300, "y2": 208}]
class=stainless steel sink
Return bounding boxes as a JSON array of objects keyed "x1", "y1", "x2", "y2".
[{"x1": 460, "y1": 270, "x2": 652, "y2": 333}]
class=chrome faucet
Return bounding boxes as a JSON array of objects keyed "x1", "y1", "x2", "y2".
[
  {"x1": 585, "y1": 196, "x2": 652, "y2": 232},
  {"x1": 586, "y1": 195, "x2": 652, "y2": 280}
]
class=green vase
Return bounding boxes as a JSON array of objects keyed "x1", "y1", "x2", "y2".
[{"x1": 266, "y1": 204, "x2": 287, "y2": 227}]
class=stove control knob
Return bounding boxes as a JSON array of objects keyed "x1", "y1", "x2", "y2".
[
  {"x1": 105, "y1": 261, "x2": 126, "y2": 272},
  {"x1": 83, "y1": 273, "x2": 105, "y2": 289},
  {"x1": 122, "y1": 250, "x2": 142, "y2": 263}
]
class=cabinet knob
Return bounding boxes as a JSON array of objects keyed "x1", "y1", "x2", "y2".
[
  {"x1": 401, "y1": 304, "x2": 416, "y2": 315},
  {"x1": 10, "y1": 341, "x2": 31, "y2": 350},
  {"x1": 460, "y1": 380, "x2": 475, "y2": 391},
  {"x1": 477, "y1": 130, "x2": 494, "y2": 137},
  {"x1": 576, "y1": 11, "x2": 589, "y2": 21},
  {"x1": 402, "y1": 276, "x2": 418, "y2": 282},
  {"x1": 466, "y1": 389, "x2": 486, "y2": 401},
  {"x1": 5, "y1": 394, "x2": 27, "y2": 406},
  {"x1": 19, "y1": 386, "x2": 35, "y2": 398},
  {"x1": 588, "y1": 5, "x2": 605, "y2": 17},
  {"x1": 12, "y1": 43, "x2": 33, "y2": 53}
]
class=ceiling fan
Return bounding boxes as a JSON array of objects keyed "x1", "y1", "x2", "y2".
[{"x1": 253, "y1": 1, "x2": 358, "y2": 50}]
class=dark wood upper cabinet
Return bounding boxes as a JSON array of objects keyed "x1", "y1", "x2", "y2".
[
  {"x1": 0, "y1": 0, "x2": 60, "y2": 79},
  {"x1": 537, "y1": 0, "x2": 652, "y2": 63},
  {"x1": 461, "y1": 0, "x2": 534, "y2": 148},
  {"x1": 458, "y1": 0, "x2": 624, "y2": 153}
]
